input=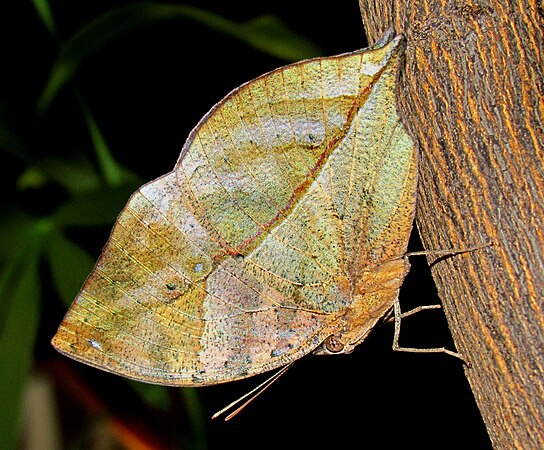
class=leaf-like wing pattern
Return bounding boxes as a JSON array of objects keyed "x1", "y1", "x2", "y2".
[{"x1": 52, "y1": 34, "x2": 416, "y2": 385}]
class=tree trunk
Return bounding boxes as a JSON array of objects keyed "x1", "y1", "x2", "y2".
[{"x1": 358, "y1": 1, "x2": 544, "y2": 448}]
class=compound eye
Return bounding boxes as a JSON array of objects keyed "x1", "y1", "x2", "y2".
[{"x1": 324, "y1": 335, "x2": 345, "y2": 353}]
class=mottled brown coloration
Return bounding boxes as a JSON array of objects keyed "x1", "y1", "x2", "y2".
[
  {"x1": 359, "y1": 1, "x2": 544, "y2": 448},
  {"x1": 52, "y1": 34, "x2": 416, "y2": 387}
]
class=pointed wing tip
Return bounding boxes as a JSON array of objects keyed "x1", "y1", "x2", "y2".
[
  {"x1": 370, "y1": 30, "x2": 406, "y2": 65},
  {"x1": 372, "y1": 29, "x2": 404, "y2": 49}
]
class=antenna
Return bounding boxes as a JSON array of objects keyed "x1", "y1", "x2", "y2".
[
  {"x1": 404, "y1": 242, "x2": 492, "y2": 258},
  {"x1": 212, "y1": 362, "x2": 294, "y2": 421}
]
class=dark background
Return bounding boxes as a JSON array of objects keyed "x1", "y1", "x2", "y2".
[{"x1": 1, "y1": 1, "x2": 491, "y2": 449}]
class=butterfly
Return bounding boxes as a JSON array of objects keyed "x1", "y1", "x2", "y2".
[{"x1": 52, "y1": 31, "x2": 418, "y2": 388}]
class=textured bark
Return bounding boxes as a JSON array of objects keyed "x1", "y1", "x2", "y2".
[{"x1": 358, "y1": 1, "x2": 544, "y2": 448}]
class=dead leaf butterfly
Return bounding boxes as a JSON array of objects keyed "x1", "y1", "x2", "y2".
[{"x1": 52, "y1": 32, "x2": 417, "y2": 389}]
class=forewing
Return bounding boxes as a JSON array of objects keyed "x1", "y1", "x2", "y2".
[{"x1": 52, "y1": 173, "x2": 332, "y2": 385}]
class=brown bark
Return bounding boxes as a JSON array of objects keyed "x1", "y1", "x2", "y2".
[{"x1": 358, "y1": 1, "x2": 544, "y2": 448}]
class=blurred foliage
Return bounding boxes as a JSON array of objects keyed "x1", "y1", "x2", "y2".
[
  {"x1": 38, "y1": 3, "x2": 321, "y2": 113},
  {"x1": 0, "y1": 1, "x2": 322, "y2": 449}
]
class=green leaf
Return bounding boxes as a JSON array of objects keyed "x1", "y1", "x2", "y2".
[
  {"x1": 51, "y1": 183, "x2": 139, "y2": 227},
  {"x1": 0, "y1": 261, "x2": 41, "y2": 450},
  {"x1": 39, "y1": 156, "x2": 102, "y2": 194},
  {"x1": 31, "y1": 0, "x2": 57, "y2": 36},
  {"x1": 47, "y1": 231, "x2": 95, "y2": 307},
  {"x1": 127, "y1": 380, "x2": 171, "y2": 411},
  {"x1": 0, "y1": 211, "x2": 41, "y2": 263},
  {"x1": 0, "y1": 223, "x2": 46, "y2": 450},
  {"x1": 38, "y1": 3, "x2": 321, "y2": 112},
  {"x1": 181, "y1": 388, "x2": 207, "y2": 450},
  {"x1": 16, "y1": 167, "x2": 48, "y2": 190},
  {"x1": 77, "y1": 92, "x2": 125, "y2": 187},
  {"x1": 0, "y1": 260, "x2": 19, "y2": 332},
  {"x1": 235, "y1": 14, "x2": 321, "y2": 61},
  {"x1": 16, "y1": 156, "x2": 102, "y2": 194}
]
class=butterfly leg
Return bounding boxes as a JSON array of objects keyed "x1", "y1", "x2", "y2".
[{"x1": 392, "y1": 299, "x2": 467, "y2": 363}]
